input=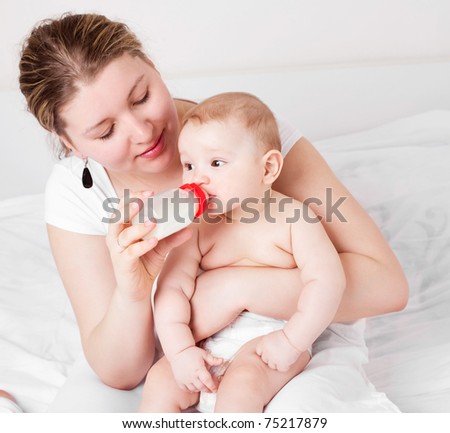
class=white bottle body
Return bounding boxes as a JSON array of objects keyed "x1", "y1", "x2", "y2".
[{"x1": 132, "y1": 186, "x2": 206, "y2": 240}]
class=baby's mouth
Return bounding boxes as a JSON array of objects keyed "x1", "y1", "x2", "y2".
[{"x1": 206, "y1": 195, "x2": 220, "y2": 211}]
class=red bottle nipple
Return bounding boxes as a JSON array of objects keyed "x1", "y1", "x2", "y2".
[{"x1": 179, "y1": 183, "x2": 208, "y2": 218}]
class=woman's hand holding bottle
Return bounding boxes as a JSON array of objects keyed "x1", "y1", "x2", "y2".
[{"x1": 106, "y1": 191, "x2": 191, "y2": 302}]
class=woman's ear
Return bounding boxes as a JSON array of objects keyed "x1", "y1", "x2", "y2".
[
  {"x1": 56, "y1": 133, "x2": 80, "y2": 157},
  {"x1": 262, "y1": 149, "x2": 284, "y2": 185}
]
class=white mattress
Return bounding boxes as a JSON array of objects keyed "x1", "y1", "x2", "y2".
[
  {"x1": 0, "y1": 110, "x2": 449, "y2": 412},
  {"x1": 316, "y1": 111, "x2": 450, "y2": 412},
  {"x1": 0, "y1": 195, "x2": 82, "y2": 413}
]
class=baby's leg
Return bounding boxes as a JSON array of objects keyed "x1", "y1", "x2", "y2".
[
  {"x1": 214, "y1": 337, "x2": 310, "y2": 413},
  {"x1": 139, "y1": 356, "x2": 199, "y2": 412}
]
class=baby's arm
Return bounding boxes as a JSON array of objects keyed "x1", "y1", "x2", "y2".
[
  {"x1": 191, "y1": 267, "x2": 303, "y2": 342},
  {"x1": 155, "y1": 228, "x2": 222, "y2": 392},
  {"x1": 257, "y1": 207, "x2": 346, "y2": 371},
  {"x1": 287, "y1": 212, "x2": 346, "y2": 349}
]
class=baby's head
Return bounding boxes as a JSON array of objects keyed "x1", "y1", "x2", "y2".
[
  {"x1": 178, "y1": 92, "x2": 283, "y2": 216},
  {"x1": 180, "y1": 92, "x2": 281, "y2": 153}
]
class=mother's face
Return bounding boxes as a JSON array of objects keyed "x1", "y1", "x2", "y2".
[{"x1": 59, "y1": 53, "x2": 180, "y2": 175}]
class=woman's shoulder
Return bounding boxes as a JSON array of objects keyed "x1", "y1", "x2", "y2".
[
  {"x1": 47, "y1": 156, "x2": 113, "y2": 193},
  {"x1": 46, "y1": 156, "x2": 85, "y2": 200},
  {"x1": 276, "y1": 117, "x2": 303, "y2": 157},
  {"x1": 174, "y1": 98, "x2": 197, "y2": 122},
  {"x1": 45, "y1": 156, "x2": 115, "y2": 235}
]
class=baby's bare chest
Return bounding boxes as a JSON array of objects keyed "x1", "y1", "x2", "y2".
[{"x1": 199, "y1": 218, "x2": 296, "y2": 270}]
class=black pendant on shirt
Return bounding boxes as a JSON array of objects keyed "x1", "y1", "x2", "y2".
[{"x1": 82, "y1": 159, "x2": 93, "y2": 189}]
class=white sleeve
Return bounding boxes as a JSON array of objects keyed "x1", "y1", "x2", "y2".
[
  {"x1": 276, "y1": 117, "x2": 303, "y2": 157},
  {"x1": 45, "y1": 161, "x2": 109, "y2": 235}
]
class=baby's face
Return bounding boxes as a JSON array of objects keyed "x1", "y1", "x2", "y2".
[{"x1": 178, "y1": 119, "x2": 268, "y2": 215}]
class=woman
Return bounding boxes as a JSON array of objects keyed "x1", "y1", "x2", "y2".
[{"x1": 19, "y1": 13, "x2": 407, "y2": 412}]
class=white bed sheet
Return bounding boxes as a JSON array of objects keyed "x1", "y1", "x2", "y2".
[
  {"x1": 0, "y1": 195, "x2": 81, "y2": 413},
  {"x1": 316, "y1": 111, "x2": 450, "y2": 412},
  {"x1": 0, "y1": 111, "x2": 449, "y2": 412}
]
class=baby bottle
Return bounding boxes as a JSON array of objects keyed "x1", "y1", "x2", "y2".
[{"x1": 132, "y1": 183, "x2": 208, "y2": 240}]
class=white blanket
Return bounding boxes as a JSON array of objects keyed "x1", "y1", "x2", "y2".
[
  {"x1": 0, "y1": 195, "x2": 81, "y2": 412},
  {"x1": 0, "y1": 111, "x2": 449, "y2": 412},
  {"x1": 317, "y1": 111, "x2": 450, "y2": 412}
]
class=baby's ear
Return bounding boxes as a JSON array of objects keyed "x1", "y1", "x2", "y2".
[{"x1": 262, "y1": 149, "x2": 284, "y2": 185}]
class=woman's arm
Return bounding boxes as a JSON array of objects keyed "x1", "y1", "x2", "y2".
[
  {"x1": 273, "y1": 137, "x2": 408, "y2": 321},
  {"x1": 48, "y1": 226, "x2": 154, "y2": 389},
  {"x1": 47, "y1": 204, "x2": 190, "y2": 389}
]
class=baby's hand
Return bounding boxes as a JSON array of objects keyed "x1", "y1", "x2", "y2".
[
  {"x1": 169, "y1": 346, "x2": 223, "y2": 393},
  {"x1": 255, "y1": 330, "x2": 302, "y2": 372}
]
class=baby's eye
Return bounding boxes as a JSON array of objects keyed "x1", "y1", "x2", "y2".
[
  {"x1": 183, "y1": 162, "x2": 193, "y2": 171},
  {"x1": 211, "y1": 160, "x2": 225, "y2": 167}
]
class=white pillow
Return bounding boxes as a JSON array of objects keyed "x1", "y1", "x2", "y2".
[{"x1": 316, "y1": 111, "x2": 450, "y2": 412}]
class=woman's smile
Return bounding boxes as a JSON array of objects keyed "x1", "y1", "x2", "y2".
[{"x1": 137, "y1": 132, "x2": 165, "y2": 159}]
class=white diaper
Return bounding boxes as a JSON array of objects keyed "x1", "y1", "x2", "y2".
[
  {"x1": 0, "y1": 397, "x2": 23, "y2": 413},
  {"x1": 197, "y1": 311, "x2": 310, "y2": 413}
]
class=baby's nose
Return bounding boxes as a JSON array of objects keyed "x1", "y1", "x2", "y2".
[{"x1": 192, "y1": 172, "x2": 209, "y2": 186}]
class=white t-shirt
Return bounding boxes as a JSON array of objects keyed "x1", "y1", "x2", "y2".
[{"x1": 45, "y1": 118, "x2": 302, "y2": 235}]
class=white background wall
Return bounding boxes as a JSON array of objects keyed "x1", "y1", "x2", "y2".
[
  {"x1": 1, "y1": 0, "x2": 450, "y2": 199},
  {"x1": 2, "y1": 0, "x2": 450, "y2": 91}
]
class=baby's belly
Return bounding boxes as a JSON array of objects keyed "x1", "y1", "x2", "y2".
[{"x1": 200, "y1": 251, "x2": 297, "y2": 271}]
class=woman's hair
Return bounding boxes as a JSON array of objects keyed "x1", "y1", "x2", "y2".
[
  {"x1": 181, "y1": 92, "x2": 281, "y2": 152},
  {"x1": 19, "y1": 13, "x2": 150, "y2": 156}
]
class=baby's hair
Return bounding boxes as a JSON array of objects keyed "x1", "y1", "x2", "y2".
[{"x1": 182, "y1": 92, "x2": 281, "y2": 152}]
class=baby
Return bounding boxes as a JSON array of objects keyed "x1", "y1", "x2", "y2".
[{"x1": 140, "y1": 92, "x2": 346, "y2": 412}]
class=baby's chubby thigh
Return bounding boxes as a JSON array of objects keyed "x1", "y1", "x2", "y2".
[
  {"x1": 215, "y1": 336, "x2": 310, "y2": 412},
  {"x1": 139, "y1": 356, "x2": 199, "y2": 412}
]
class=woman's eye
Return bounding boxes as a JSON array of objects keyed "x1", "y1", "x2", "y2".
[
  {"x1": 134, "y1": 90, "x2": 149, "y2": 106},
  {"x1": 99, "y1": 125, "x2": 115, "y2": 140},
  {"x1": 211, "y1": 160, "x2": 225, "y2": 167}
]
